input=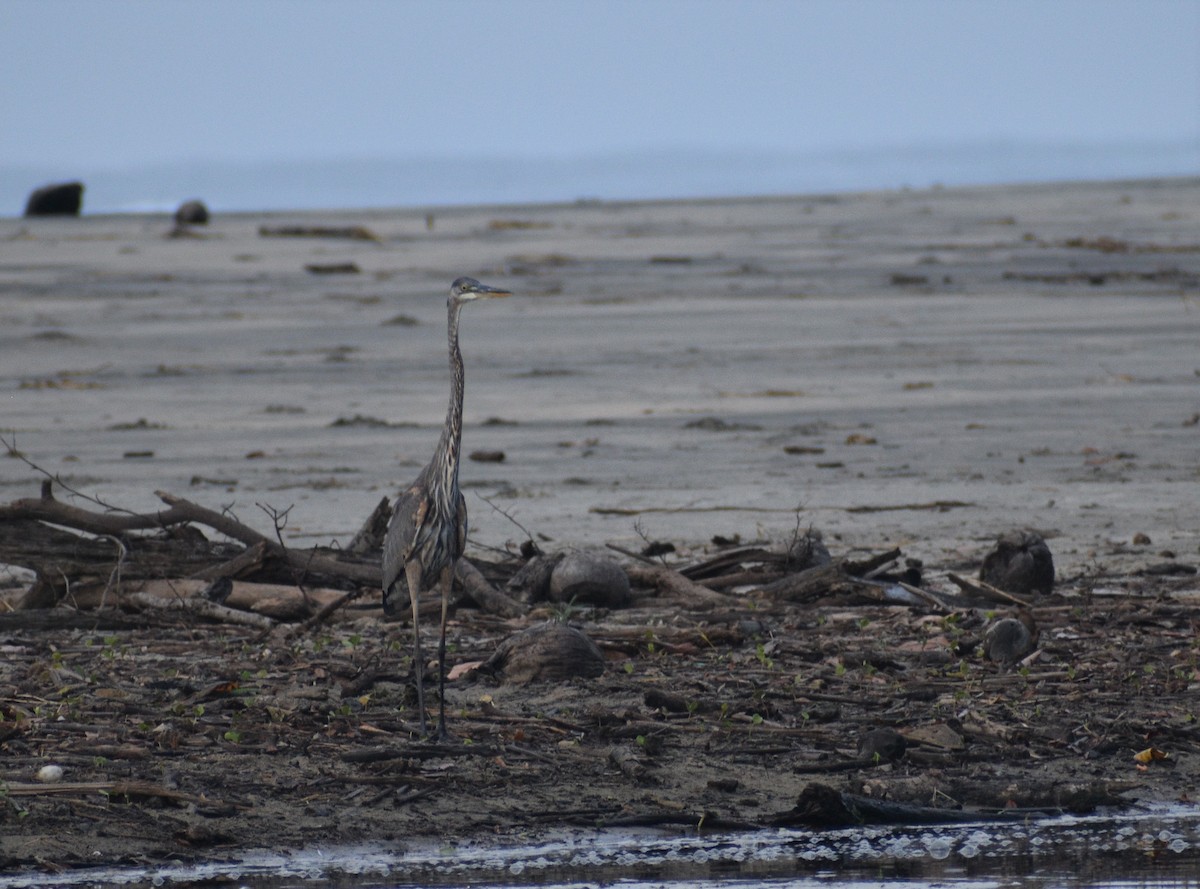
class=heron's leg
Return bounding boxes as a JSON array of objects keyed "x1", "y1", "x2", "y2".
[
  {"x1": 434, "y1": 562, "x2": 454, "y2": 741},
  {"x1": 404, "y1": 560, "x2": 428, "y2": 736}
]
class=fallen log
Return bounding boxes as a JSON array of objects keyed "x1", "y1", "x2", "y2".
[
  {"x1": 126, "y1": 591, "x2": 277, "y2": 629},
  {"x1": 772, "y1": 782, "x2": 1049, "y2": 828},
  {"x1": 456, "y1": 558, "x2": 526, "y2": 618}
]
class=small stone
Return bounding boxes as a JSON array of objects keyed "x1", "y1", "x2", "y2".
[
  {"x1": 984, "y1": 615, "x2": 1037, "y2": 664},
  {"x1": 1132, "y1": 532, "x2": 1152, "y2": 546}
]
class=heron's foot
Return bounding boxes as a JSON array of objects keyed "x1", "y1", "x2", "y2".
[{"x1": 432, "y1": 720, "x2": 451, "y2": 744}]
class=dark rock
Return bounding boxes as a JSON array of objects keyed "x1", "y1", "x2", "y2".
[
  {"x1": 980, "y1": 530, "x2": 1054, "y2": 595},
  {"x1": 478, "y1": 622, "x2": 605, "y2": 684},
  {"x1": 858, "y1": 727, "x2": 908, "y2": 763},
  {"x1": 174, "y1": 199, "x2": 209, "y2": 225},
  {"x1": 24, "y1": 181, "x2": 84, "y2": 217},
  {"x1": 549, "y1": 550, "x2": 631, "y2": 608}
]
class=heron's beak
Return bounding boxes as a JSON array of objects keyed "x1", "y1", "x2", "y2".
[{"x1": 475, "y1": 284, "x2": 512, "y2": 299}]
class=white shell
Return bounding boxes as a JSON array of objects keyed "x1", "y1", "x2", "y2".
[{"x1": 36, "y1": 764, "x2": 64, "y2": 783}]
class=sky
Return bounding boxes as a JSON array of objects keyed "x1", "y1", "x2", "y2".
[{"x1": 3, "y1": 0, "x2": 1198, "y2": 172}]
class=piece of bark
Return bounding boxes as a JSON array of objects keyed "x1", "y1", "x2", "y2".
[
  {"x1": 347, "y1": 496, "x2": 391, "y2": 555},
  {"x1": 189, "y1": 541, "x2": 267, "y2": 581},
  {"x1": 609, "y1": 746, "x2": 650, "y2": 781}
]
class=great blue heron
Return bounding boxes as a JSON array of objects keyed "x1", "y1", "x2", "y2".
[{"x1": 382, "y1": 276, "x2": 512, "y2": 739}]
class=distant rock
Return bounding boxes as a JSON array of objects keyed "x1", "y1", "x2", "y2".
[
  {"x1": 174, "y1": 199, "x2": 210, "y2": 225},
  {"x1": 24, "y1": 181, "x2": 84, "y2": 217},
  {"x1": 980, "y1": 530, "x2": 1054, "y2": 595}
]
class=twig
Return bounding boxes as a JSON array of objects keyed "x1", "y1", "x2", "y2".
[
  {"x1": 95, "y1": 535, "x2": 128, "y2": 611},
  {"x1": 0, "y1": 434, "x2": 138, "y2": 518},
  {"x1": 947, "y1": 572, "x2": 1032, "y2": 608},
  {"x1": 476, "y1": 492, "x2": 539, "y2": 547},
  {"x1": 605, "y1": 543, "x2": 656, "y2": 565},
  {"x1": 257, "y1": 500, "x2": 313, "y2": 606},
  {"x1": 290, "y1": 586, "x2": 368, "y2": 637}
]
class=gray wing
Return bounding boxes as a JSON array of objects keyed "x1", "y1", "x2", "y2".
[{"x1": 382, "y1": 482, "x2": 429, "y2": 614}]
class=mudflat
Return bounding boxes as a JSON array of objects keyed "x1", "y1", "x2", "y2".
[{"x1": 1, "y1": 178, "x2": 1199, "y2": 875}]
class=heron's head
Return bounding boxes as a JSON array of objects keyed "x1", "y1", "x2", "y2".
[{"x1": 450, "y1": 276, "x2": 512, "y2": 304}]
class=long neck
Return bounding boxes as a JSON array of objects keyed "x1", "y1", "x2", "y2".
[{"x1": 430, "y1": 298, "x2": 465, "y2": 495}]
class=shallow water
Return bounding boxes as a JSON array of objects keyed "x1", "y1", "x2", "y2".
[{"x1": 7, "y1": 805, "x2": 1200, "y2": 888}]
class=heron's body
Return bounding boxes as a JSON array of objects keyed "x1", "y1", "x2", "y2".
[{"x1": 381, "y1": 277, "x2": 511, "y2": 738}]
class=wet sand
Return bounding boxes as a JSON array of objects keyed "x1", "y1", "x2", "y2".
[{"x1": 2, "y1": 178, "x2": 1198, "y2": 571}]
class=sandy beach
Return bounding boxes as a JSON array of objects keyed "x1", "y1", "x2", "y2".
[
  {"x1": 2, "y1": 178, "x2": 1198, "y2": 568},
  {"x1": 2, "y1": 178, "x2": 1200, "y2": 878}
]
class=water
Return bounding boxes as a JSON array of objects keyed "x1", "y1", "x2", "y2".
[
  {"x1": 5, "y1": 805, "x2": 1200, "y2": 888},
  {"x1": 2, "y1": 138, "x2": 1197, "y2": 215}
]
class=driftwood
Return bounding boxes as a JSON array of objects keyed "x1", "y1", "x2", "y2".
[
  {"x1": 3, "y1": 471, "x2": 945, "y2": 632},
  {"x1": 0, "y1": 482, "x2": 378, "y2": 598},
  {"x1": 756, "y1": 549, "x2": 902, "y2": 602},
  {"x1": 0, "y1": 480, "x2": 532, "y2": 626},
  {"x1": 455, "y1": 558, "x2": 525, "y2": 618},
  {"x1": 126, "y1": 591, "x2": 277, "y2": 629},
  {"x1": 624, "y1": 563, "x2": 734, "y2": 608},
  {"x1": 773, "y1": 782, "x2": 1046, "y2": 828},
  {"x1": 258, "y1": 224, "x2": 380, "y2": 241}
]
